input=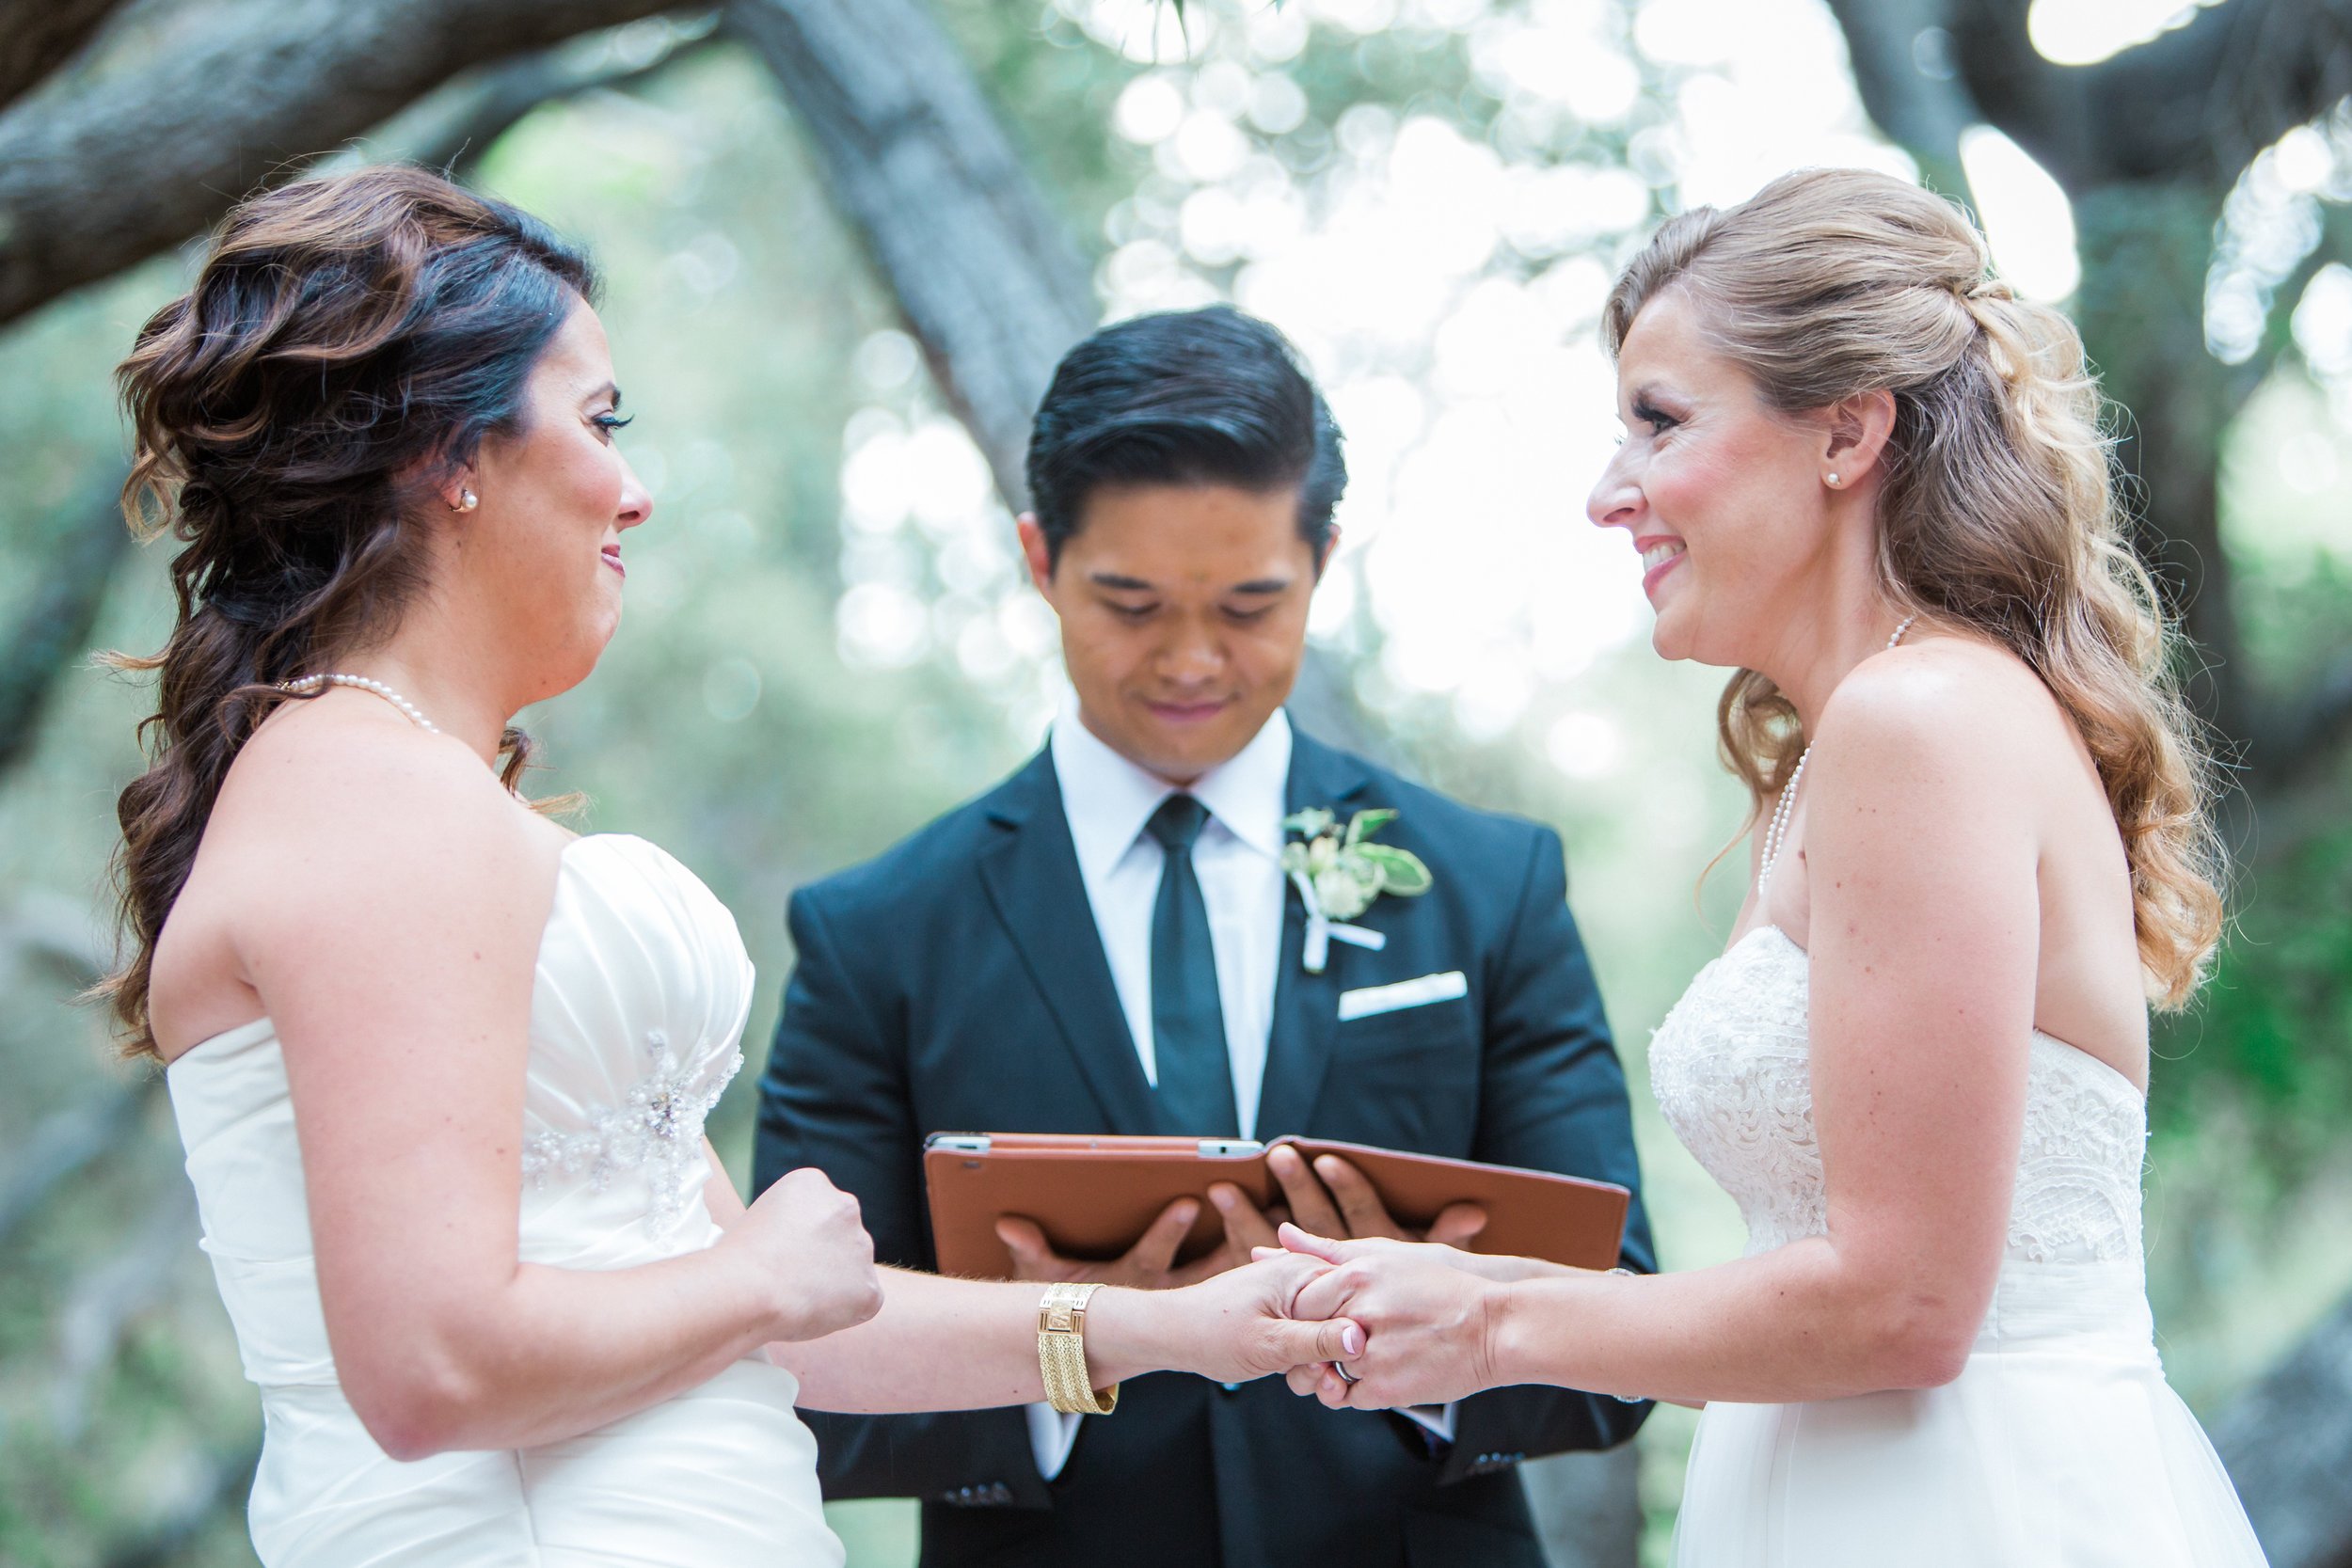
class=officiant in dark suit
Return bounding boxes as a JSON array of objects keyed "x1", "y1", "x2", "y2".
[{"x1": 753, "y1": 305, "x2": 1652, "y2": 1568}]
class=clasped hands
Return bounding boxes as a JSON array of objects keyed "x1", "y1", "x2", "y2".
[{"x1": 995, "y1": 1147, "x2": 1519, "y2": 1408}]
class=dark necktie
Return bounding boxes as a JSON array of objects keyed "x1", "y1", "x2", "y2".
[{"x1": 1144, "y1": 794, "x2": 1239, "y2": 1137}]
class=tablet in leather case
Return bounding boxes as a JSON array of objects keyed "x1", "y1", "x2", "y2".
[{"x1": 921, "y1": 1131, "x2": 1629, "y2": 1279}]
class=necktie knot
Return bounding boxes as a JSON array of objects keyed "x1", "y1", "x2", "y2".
[{"x1": 1146, "y1": 793, "x2": 1212, "y2": 854}]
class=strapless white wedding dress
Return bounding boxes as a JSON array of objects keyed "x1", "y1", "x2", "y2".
[
  {"x1": 166, "y1": 833, "x2": 842, "y2": 1567},
  {"x1": 1650, "y1": 925, "x2": 2267, "y2": 1567}
]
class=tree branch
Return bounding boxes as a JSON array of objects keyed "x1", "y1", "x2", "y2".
[
  {"x1": 378, "y1": 15, "x2": 720, "y2": 184},
  {"x1": 0, "y1": 0, "x2": 687, "y2": 329},
  {"x1": 0, "y1": 469, "x2": 133, "y2": 780},
  {"x1": 2201, "y1": 0, "x2": 2352, "y2": 183},
  {"x1": 0, "y1": 0, "x2": 127, "y2": 113},
  {"x1": 1948, "y1": 0, "x2": 2352, "y2": 193},
  {"x1": 1820, "y1": 0, "x2": 1974, "y2": 192},
  {"x1": 723, "y1": 0, "x2": 1099, "y2": 508}
]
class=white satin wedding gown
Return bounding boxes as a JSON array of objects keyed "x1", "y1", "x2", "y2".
[
  {"x1": 1649, "y1": 924, "x2": 2267, "y2": 1565},
  {"x1": 166, "y1": 833, "x2": 843, "y2": 1566}
]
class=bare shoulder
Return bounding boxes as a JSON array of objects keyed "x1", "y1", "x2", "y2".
[
  {"x1": 1809, "y1": 636, "x2": 2068, "y2": 799},
  {"x1": 1799, "y1": 638, "x2": 2053, "y2": 951},
  {"x1": 208, "y1": 700, "x2": 564, "y2": 951}
]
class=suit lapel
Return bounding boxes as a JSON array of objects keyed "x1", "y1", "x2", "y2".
[
  {"x1": 1252, "y1": 727, "x2": 1375, "y2": 1138},
  {"x1": 976, "y1": 750, "x2": 1161, "y2": 1132}
]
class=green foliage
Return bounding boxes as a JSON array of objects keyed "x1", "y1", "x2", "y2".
[
  {"x1": 2154, "y1": 791, "x2": 2352, "y2": 1170},
  {"x1": 2143, "y1": 361, "x2": 2352, "y2": 1172}
]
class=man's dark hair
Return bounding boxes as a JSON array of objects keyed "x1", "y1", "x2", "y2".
[{"x1": 1025, "y1": 305, "x2": 1345, "y2": 570}]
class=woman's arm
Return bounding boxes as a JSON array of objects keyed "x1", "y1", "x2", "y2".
[
  {"x1": 1287, "y1": 654, "x2": 2042, "y2": 1409},
  {"x1": 223, "y1": 721, "x2": 878, "y2": 1462},
  {"x1": 712, "y1": 1133, "x2": 1357, "y2": 1411},
  {"x1": 776, "y1": 1253, "x2": 1357, "y2": 1414}
]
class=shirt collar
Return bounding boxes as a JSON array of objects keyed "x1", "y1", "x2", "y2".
[{"x1": 1050, "y1": 701, "x2": 1294, "y2": 881}]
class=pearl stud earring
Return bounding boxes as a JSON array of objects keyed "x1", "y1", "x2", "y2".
[
  {"x1": 453, "y1": 489, "x2": 479, "y2": 513},
  {"x1": 1826, "y1": 472, "x2": 1841, "y2": 487}
]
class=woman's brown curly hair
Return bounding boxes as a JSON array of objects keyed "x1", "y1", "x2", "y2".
[{"x1": 102, "y1": 165, "x2": 598, "y2": 1055}]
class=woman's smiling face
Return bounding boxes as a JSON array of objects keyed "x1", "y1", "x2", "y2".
[
  {"x1": 1586, "y1": 288, "x2": 1839, "y2": 669},
  {"x1": 460, "y1": 298, "x2": 652, "y2": 701}
]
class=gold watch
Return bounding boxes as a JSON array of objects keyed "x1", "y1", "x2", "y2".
[{"x1": 1037, "y1": 1281, "x2": 1120, "y2": 1415}]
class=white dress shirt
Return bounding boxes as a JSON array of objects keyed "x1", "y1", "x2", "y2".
[{"x1": 1025, "y1": 703, "x2": 1454, "y2": 1480}]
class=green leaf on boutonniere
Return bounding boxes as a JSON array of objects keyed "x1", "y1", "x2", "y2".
[
  {"x1": 1282, "y1": 806, "x2": 1434, "y2": 914},
  {"x1": 1353, "y1": 842, "x2": 1433, "y2": 895},
  {"x1": 1282, "y1": 803, "x2": 1428, "y2": 971}
]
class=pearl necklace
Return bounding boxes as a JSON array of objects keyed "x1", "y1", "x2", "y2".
[
  {"x1": 276, "y1": 673, "x2": 441, "y2": 735},
  {"x1": 1756, "y1": 615, "x2": 1916, "y2": 894}
]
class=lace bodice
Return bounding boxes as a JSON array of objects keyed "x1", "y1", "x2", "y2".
[{"x1": 1649, "y1": 926, "x2": 2146, "y2": 1263}]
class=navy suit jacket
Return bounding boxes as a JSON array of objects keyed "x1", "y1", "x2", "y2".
[{"x1": 754, "y1": 723, "x2": 1652, "y2": 1568}]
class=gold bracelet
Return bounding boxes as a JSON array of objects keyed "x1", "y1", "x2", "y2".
[{"x1": 1038, "y1": 1281, "x2": 1120, "y2": 1416}]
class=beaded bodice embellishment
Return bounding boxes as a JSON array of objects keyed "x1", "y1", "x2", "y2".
[
  {"x1": 1648, "y1": 926, "x2": 2147, "y2": 1263},
  {"x1": 518, "y1": 834, "x2": 755, "y2": 1241},
  {"x1": 521, "y1": 1026, "x2": 744, "y2": 1234}
]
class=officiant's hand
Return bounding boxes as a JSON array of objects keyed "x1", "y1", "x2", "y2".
[
  {"x1": 990, "y1": 1146, "x2": 1486, "y2": 1290},
  {"x1": 994, "y1": 1193, "x2": 1289, "y2": 1290},
  {"x1": 1263, "y1": 1146, "x2": 1488, "y2": 1249}
]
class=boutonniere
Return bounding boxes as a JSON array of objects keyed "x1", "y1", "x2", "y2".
[{"x1": 1279, "y1": 807, "x2": 1434, "y2": 974}]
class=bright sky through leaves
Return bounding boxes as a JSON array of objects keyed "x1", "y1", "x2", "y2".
[{"x1": 2026, "y1": 0, "x2": 2227, "y2": 67}]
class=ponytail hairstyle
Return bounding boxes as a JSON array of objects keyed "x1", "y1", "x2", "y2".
[
  {"x1": 102, "y1": 164, "x2": 598, "y2": 1055},
  {"x1": 1601, "y1": 167, "x2": 2224, "y2": 1008}
]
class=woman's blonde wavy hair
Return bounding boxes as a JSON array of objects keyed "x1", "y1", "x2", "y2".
[{"x1": 1602, "y1": 167, "x2": 2224, "y2": 1008}]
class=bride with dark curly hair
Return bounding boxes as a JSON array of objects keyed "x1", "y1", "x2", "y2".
[{"x1": 108, "y1": 165, "x2": 1354, "y2": 1566}]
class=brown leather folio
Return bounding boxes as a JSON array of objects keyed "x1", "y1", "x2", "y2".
[{"x1": 921, "y1": 1132, "x2": 1630, "y2": 1280}]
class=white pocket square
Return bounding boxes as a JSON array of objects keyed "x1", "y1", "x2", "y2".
[{"x1": 1337, "y1": 970, "x2": 1469, "y2": 1022}]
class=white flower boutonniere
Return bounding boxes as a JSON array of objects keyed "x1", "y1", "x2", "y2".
[{"x1": 1279, "y1": 807, "x2": 1435, "y2": 974}]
